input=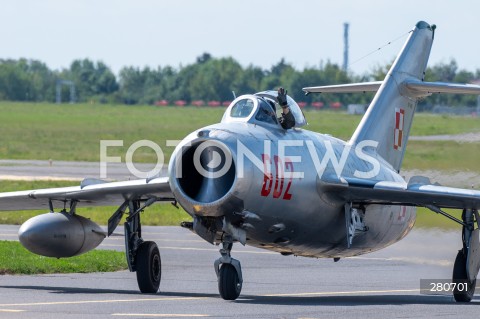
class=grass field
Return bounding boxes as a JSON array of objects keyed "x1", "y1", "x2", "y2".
[
  {"x1": 403, "y1": 141, "x2": 480, "y2": 171},
  {"x1": 0, "y1": 241, "x2": 127, "y2": 274},
  {"x1": 0, "y1": 102, "x2": 479, "y2": 169},
  {"x1": 415, "y1": 207, "x2": 463, "y2": 230}
]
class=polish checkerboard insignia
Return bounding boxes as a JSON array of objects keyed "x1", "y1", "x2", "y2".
[{"x1": 394, "y1": 108, "x2": 405, "y2": 150}]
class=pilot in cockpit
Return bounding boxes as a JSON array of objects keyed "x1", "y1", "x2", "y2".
[
  {"x1": 275, "y1": 87, "x2": 296, "y2": 130},
  {"x1": 258, "y1": 87, "x2": 296, "y2": 129}
]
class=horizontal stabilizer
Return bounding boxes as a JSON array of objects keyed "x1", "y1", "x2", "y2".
[
  {"x1": 304, "y1": 80, "x2": 480, "y2": 97},
  {"x1": 404, "y1": 80, "x2": 480, "y2": 95},
  {"x1": 303, "y1": 81, "x2": 382, "y2": 94}
]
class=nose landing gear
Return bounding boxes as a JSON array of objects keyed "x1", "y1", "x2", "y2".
[{"x1": 214, "y1": 235, "x2": 243, "y2": 300}]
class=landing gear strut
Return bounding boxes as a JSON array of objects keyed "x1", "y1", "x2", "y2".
[
  {"x1": 214, "y1": 235, "x2": 243, "y2": 300},
  {"x1": 426, "y1": 205, "x2": 480, "y2": 302},
  {"x1": 122, "y1": 200, "x2": 161, "y2": 293},
  {"x1": 452, "y1": 209, "x2": 480, "y2": 302}
]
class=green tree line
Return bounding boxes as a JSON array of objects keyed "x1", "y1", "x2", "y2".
[{"x1": 0, "y1": 53, "x2": 479, "y2": 108}]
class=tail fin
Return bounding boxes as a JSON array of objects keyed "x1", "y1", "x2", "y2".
[
  {"x1": 304, "y1": 21, "x2": 480, "y2": 172},
  {"x1": 304, "y1": 21, "x2": 435, "y2": 172},
  {"x1": 350, "y1": 21, "x2": 435, "y2": 172}
]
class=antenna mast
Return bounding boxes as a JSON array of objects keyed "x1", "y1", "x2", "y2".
[{"x1": 343, "y1": 22, "x2": 350, "y2": 72}]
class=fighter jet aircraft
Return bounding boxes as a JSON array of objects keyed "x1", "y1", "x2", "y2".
[{"x1": 1, "y1": 21, "x2": 480, "y2": 302}]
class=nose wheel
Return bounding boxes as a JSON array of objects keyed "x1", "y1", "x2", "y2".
[
  {"x1": 214, "y1": 235, "x2": 243, "y2": 300},
  {"x1": 218, "y1": 263, "x2": 242, "y2": 300}
]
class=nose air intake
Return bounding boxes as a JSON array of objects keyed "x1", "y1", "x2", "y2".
[{"x1": 177, "y1": 141, "x2": 236, "y2": 203}]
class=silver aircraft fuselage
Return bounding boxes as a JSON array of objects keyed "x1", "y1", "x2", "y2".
[{"x1": 168, "y1": 98, "x2": 416, "y2": 258}]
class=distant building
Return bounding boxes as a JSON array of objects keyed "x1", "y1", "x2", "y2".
[{"x1": 347, "y1": 104, "x2": 367, "y2": 115}]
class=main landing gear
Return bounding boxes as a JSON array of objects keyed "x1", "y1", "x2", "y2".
[
  {"x1": 452, "y1": 209, "x2": 480, "y2": 302},
  {"x1": 427, "y1": 206, "x2": 480, "y2": 302},
  {"x1": 136, "y1": 241, "x2": 161, "y2": 293},
  {"x1": 109, "y1": 199, "x2": 162, "y2": 294},
  {"x1": 214, "y1": 235, "x2": 243, "y2": 300}
]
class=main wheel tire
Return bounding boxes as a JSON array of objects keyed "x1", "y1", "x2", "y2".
[
  {"x1": 218, "y1": 264, "x2": 242, "y2": 300},
  {"x1": 452, "y1": 249, "x2": 476, "y2": 302},
  {"x1": 136, "y1": 241, "x2": 161, "y2": 293}
]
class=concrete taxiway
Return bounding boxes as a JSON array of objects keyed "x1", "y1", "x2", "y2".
[
  {"x1": 0, "y1": 225, "x2": 478, "y2": 318},
  {"x1": 0, "y1": 159, "x2": 165, "y2": 182},
  {"x1": 1, "y1": 157, "x2": 479, "y2": 318},
  {"x1": 2, "y1": 159, "x2": 479, "y2": 189}
]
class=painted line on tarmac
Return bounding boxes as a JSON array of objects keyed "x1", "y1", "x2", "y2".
[
  {"x1": 155, "y1": 239, "x2": 205, "y2": 243},
  {"x1": 141, "y1": 231, "x2": 197, "y2": 235},
  {"x1": 349, "y1": 256, "x2": 391, "y2": 261},
  {"x1": 112, "y1": 315, "x2": 208, "y2": 318},
  {"x1": 133, "y1": 232, "x2": 176, "y2": 236},
  {"x1": 2, "y1": 233, "x2": 447, "y2": 265},
  {"x1": 351, "y1": 256, "x2": 452, "y2": 267},
  {"x1": 0, "y1": 229, "x2": 19, "y2": 232},
  {"x1": 161, "y1": 246, "x2": 278, "y2": 255},
  {"x1": 0, "y1": 175, "x2": 83, "y2": 181},
  {"x1": 263, "y1": 288, "x2": 418, "y2": 297},
  {"x1": 105, "y1": 238, "x2": 205, "y2": 243},
  {"x1": 100, "y1": 244, "x2": 449, "y2": 266},
  {"x1": 0, "y1": 296, "x2": 209, "y2": 307},
  {"x1": 100, "y1": 245, "x2": 277, "y2": 255}
]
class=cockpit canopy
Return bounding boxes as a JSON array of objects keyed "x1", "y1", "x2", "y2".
[{"x1": 221, "y1": 90, "x2": 307, "y2": 128}]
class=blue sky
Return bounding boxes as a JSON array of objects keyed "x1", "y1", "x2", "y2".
[{"x1": 1, "y1": 0, "x2": 479, "y2": 76}]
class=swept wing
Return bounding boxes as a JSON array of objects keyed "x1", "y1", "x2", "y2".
[
  {"x1": 321, "y1": 176, "x2": 480, "y2": 210},
  {"x1": 0, "y1": 177, "x2": 173, "y2": 211}
]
